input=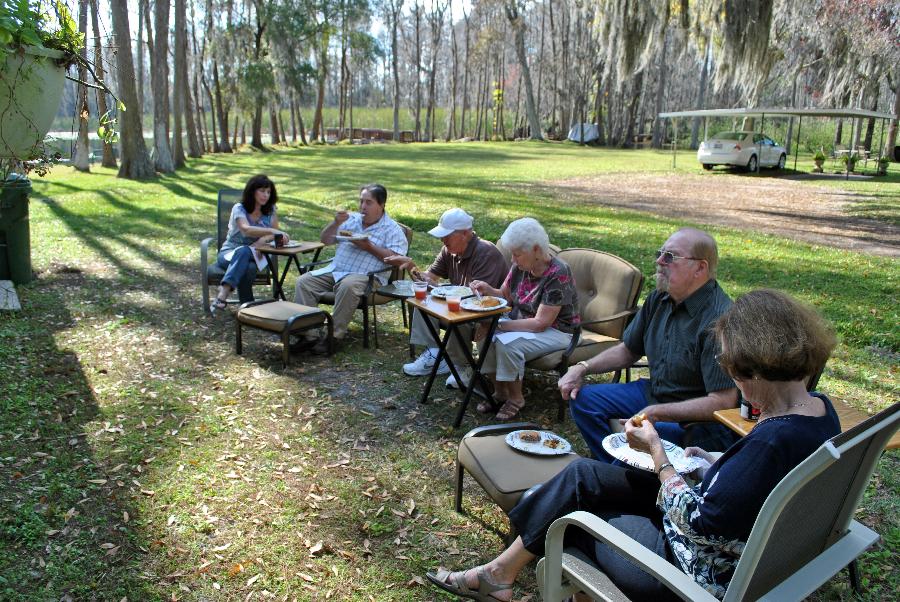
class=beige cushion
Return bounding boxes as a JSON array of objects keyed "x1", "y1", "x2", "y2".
[
  {"x1": 527, "y1": 331, "x2": 620, "y2": 370},
  {"x1": 458, "y1": 435, "x2": 579, "y2": 513},
  {"x1": 237, "y1": 301, "x2": 327, "y2": 333},
  {"x1": 557, "y1": 249, "x2": 643, "y2": 338}
]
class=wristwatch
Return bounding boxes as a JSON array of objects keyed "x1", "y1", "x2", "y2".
[{"x1": 576, "y1": 360, "x2": 590, "y2": 373}]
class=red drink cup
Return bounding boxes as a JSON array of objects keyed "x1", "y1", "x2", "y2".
[
  {"x1": 447, "y1": 296, "x2": 461, "y2": 311},
  {"x1": 413, "y1": 282, "x2": 428, "y2": 300}
]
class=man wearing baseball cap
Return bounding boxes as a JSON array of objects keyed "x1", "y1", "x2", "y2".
[{"x1": 386, "y1": 208, "x2": 508, "y2": 385}]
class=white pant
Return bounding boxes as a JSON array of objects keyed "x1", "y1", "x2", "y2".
[{"x1": 480, "y1": 327, "x2": 572, "y2": 382}]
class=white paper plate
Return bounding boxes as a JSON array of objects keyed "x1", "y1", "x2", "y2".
[
  {"x1": 460, "y1": 296, "x2": 508, "y2": 312},
  {"x1": 335, "y1": 233, "x2": 370, "y2": 242},
  {"x1": 601, "y1": 433, "x2": 702, "y2": 474},
  {"x1": 505, "y1": 430, "x2": 572, "y2": 456},
  {"x1": 430, "y1": 285, "x2": 473, "y2": 299}
]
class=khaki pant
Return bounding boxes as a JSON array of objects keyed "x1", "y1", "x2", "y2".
[
  {"x1": 409, "y1": 310, "x2": 475, "y2": 365},
  {"x1": 294, "y1": 272, "x2": 369, "y2": 339},
  {"x1": 480, "y1": 327, "x2": 572, "y2": 381}
]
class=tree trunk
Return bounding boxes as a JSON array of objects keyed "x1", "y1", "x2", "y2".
[
  {"x1": 425, "y1": 2, "x2": 445, "y2": 142},
  {"x1": 89, "y1": 0, "x2": 116, "y2": 168},
  {"x1": 460, "y1": 10, "x2": 470, "y2": 138},
  {"x1": 150, "y1": 0, "x2": 174, "y2": 172},
  {"x1": 446, "y1": 5, "x2": 458, "y2": 141},
  {"x1": 137, "y1": 0, "x2": 146, "y2": 115},
  {"x1": 269, "y1": 105, "x2": 280, "y2": 144},
  {"x1": 297, "y1": 104, "x2": 308, "y2": 145},
  {"x1": 212, "y1": 60, "x2": 232, "y2": 152},
  {"x1": 506, "y1": 2, "x2": 542, "y2": 140},
  {"x1": 175, "y1": 0, "x2": 201, "y2": 159},
  {"x1": 110, "y1": 0, "x2": 154, "y2": 179},
  {"x1": 623, "y1": 72, "x2": 644, "y2": 148},
  {"x1": 690, "y1": 45, "x2": 711, "y2": 150},
  {"x1": 171, "y1": 0, "x2": 186, "y2": 167},
  {"x1": 72, "y1": 0, "x2": 91, "y2": 171},
  {"x1": 289, "y1": 94, "x2": 297, "y2": 142},
  {"x1": 413, "y1": 2, "x2": 423, "y2": 141},
  {"x1": 884, "y1": 67, "x2": 899, "y2": 159},
  {"x1": 651, "y1": 31, "x2": 669, "y2": 149},
  {"x1": 390, "y1": 0, "x2": 402, "y2": 141}
]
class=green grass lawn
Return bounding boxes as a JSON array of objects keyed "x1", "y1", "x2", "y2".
[{"x1": 1, "y1": 142, "x2": 897, "y2": 600}]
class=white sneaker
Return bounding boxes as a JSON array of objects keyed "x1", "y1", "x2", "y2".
[
  {"x1": 403, "y1": 348, "x2": 449, "y2": 376},
  {"x1": 445, "y1": 367, "x2": 472, "y2": 389}
]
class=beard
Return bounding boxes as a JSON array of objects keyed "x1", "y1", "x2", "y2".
[{"x1": 655, "y1": 270, "x2": 669, "y2": 291}]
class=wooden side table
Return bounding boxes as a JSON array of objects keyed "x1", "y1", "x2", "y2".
[{"x1": 407, "y1": 295, "x2": 511, "y2": 427}]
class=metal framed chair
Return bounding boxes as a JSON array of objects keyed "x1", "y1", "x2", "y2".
[
  {"x1": 299, "y1": 223, "x2": 413, "y2": 348},
  {"x1": 200, "y1": 189, "x2": 276, "y2": 313},
  {"x1": 537, "y1": 401, "x2": 900, "y2": 601},
  {"x1": 526, "y1": 248, "x2": 644, "y2": 420}
]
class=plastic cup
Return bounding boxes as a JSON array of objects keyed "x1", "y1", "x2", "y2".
[
  {"x1": 447, "y1": 295, "x2": 461, "y2": 312},
  {"x1": 274, "y1": 233, "x2": 284, "y2": 247},
  {"x1": 413, "y1": 282, "x2": 428, "y2": 300}
]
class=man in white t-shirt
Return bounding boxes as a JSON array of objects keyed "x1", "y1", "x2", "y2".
[{"x1": 293, "y1": 184, "x2": 408, "y2": 352}]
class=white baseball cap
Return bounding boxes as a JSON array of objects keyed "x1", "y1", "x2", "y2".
[{"x1": 429, "y1": 208, "x2": 474, "y2": 238}]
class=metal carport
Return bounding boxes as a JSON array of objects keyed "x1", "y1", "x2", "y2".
[{"x1": 658, "y1": 107, "x2": 897, "y2": 178}]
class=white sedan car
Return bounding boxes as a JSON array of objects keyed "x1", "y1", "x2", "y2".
[{"x1": 697, "y1": 131, "x2": 787, "y2": 172}]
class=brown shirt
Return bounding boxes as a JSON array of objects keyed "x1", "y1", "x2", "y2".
[{"x1": 428, "y1": 234, "x2": 508, "y2": 288}]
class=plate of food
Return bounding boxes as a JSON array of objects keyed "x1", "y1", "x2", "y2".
[
  {"x1": 430, "y1": 285, "x2": 473, "y2": 299},
  {"x1": 460, "y1": 296, "x2": 508, "y2": 311},
  {"x1": 601, "y1": 432, "x2": 703, "y2": 474},
  {"x1": 335, "y1": 230, "x2": 370, "y2": 242},
  {"x1": 505, "y1": 430, "x2": 572, "y2": 456},
  {"x1": 281, "y1": 241, "x2": 303, "y2": 248}
]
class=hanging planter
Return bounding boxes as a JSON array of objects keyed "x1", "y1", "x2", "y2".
[{"x1": 0, "y1": 45, "x2": 66, "y2": 159}]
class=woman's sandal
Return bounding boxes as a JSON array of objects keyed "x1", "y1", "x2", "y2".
[
  {"x1": 495, "y1": 399, "x2": 525, "y2": 421},
  {"x1": 209, "y1": 298, "x2": 227, "y2": 315},
  {"x1": 425, "y1": 565, "x2": 512, "y2": 602}
]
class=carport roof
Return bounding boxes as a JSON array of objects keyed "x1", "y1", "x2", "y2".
[{"x1": 659, "y1": 107, "x2": 896, "y2": 120}]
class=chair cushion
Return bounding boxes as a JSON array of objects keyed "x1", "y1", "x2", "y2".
[
  {"x1": 557, "y1": 249, "x2": 642, "y2": 338},
  {"x1": 237, "y1": 301, "x2": 327, "y2": 333},
  {"x1": 526, "y1": 331, "x2": 620, "y2": 371},
  {"x1": 458, "y1": 435, "x2": 579, "y2": 513}
]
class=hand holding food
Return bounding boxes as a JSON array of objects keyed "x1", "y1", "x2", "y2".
[
  {"x1": 624, "y1": 415, "x2": 661, "y2": 455},
  {"x1": 338, "y1": 229, "x2": 354, "y2": 237},
  {"x1": 334, "y1": 210, "x2": 351, "y2": 225}
]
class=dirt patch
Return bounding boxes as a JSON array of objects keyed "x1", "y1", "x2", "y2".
[{"x1": 546, "y1": 173, "x2": 899, "y2": 257}]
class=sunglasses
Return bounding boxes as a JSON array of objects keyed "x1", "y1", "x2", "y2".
[{"x1": 655, "y1": 249, "x2": 701, "y2": 264}]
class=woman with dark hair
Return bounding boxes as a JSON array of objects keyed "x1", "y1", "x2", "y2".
[
  {"x1": 427, "y1": 289, "x2": 839, "y2": 601},
  {"x1": 210, "y1": 175, "x2": 290, "y2": 314}
]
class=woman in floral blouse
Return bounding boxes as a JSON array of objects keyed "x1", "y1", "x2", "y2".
[
  {"x1": 426, "y1": 289, "x2": 840, "y2": 601},
  {"x1": 470, "y1": 217, "x2": 580, "y2": 421}
]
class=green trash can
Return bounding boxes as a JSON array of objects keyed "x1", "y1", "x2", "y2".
[{"x1": 0, "y1": 173, "x2": 32, "y2": 285}]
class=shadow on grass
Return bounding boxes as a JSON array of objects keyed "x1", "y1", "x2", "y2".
[{"x1": 0, "y1": 271, "x2": 158, "y2": 599}]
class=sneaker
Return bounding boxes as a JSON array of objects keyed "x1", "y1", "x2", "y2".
[
  {"x1": 445, "y1": 367, "x2": 472, "y2": 389},
  {"x1": 403, "y1": 349, "x2": 449, "y2": 376}
]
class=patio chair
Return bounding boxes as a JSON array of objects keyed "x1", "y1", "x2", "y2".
[
  {"x1": 455, "y1": 422, "x2": 580, "y2": 543},
  {"x1": 299, "y1": 223, "x2": 413, "y2": 349},
  {"x1": 537, "y1": 401, "x2": 900, "y2": 601},
  {"x1": 525, "y1": 248, "x2": 644, "y2": 420},
  {"x1": 200, "y1": 189, "x2": 276, "y2": 313}
]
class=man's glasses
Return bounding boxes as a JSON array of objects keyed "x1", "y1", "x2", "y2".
[{"x1": 655, "y1": 249, "x2": 701, "y2": 264}]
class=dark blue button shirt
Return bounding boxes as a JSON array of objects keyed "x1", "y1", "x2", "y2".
[{"x1": 622, "y1": 279, "x2": 735, "y2": 404}]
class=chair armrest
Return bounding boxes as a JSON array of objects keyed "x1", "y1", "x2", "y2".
[
  {"x1": 461, "y1": 422, "x2": 542, "y2": 439},
  {"x1": 201, "y1": 237, "x2": 214, "y2": 266},
  {"x1": 300, "y1": 258, "x2": 334, "y2": 270},
  {"x1": 365, "y1": 266, "x2": 394, "y2": 294},
  {"x1": 577, "y1": 308, "x2": 639, "y2": 328},
  {"x1": 542, "y1": 511, "x2": 716, "y2": 602},
  {"x1": 559, "y1": 325, "x2": 583, "y2": 365}
]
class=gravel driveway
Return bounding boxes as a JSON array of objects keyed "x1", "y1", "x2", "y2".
[{"x1": 549, "y1": 172, "x2": 899, "y2": 257}]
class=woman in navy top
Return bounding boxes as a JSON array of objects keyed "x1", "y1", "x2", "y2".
[
  {"x1": 210, "y1": 175, "x2": 290, "y2": 313},
  {"x1": 426, "y1": 289, "x2": 840, "y2": 601}
]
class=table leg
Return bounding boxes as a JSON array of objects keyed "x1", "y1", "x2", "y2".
[
  {"x1": 275, "y1": 255, "x2": 296, "y2": 298},
  {"x1": 417, "y1": 310, "x2": 464, "y2": 405},
  {"x1": 454, "y1": 315, "x2": 501, "y2": 428},
  {"x1": 264, "y1": 255, "x2": 286, "y2": 300}
]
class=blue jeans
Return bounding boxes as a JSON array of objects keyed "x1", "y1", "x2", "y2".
[
  {"x1": 217, "y1": 247, "x2": 258, "y2": 303},
  {"x1": 570, "y1": 379, "x2": 686, "y2": 461},
  {"x1": 509, "y1": 458, "x2": 679, "y2": 601}
]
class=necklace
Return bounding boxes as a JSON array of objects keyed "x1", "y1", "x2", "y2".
[{"x1": 759, "y1": 398, "x2": 811, "y2": 422}]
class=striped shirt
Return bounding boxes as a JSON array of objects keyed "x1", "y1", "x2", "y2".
[{"x1": 332, "y1": 212, "x2": 408, "y2": 284}]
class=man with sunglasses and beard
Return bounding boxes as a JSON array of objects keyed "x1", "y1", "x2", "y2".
[{"x1": 558, "y1": 227, "x2": 739, "y2": 459}]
